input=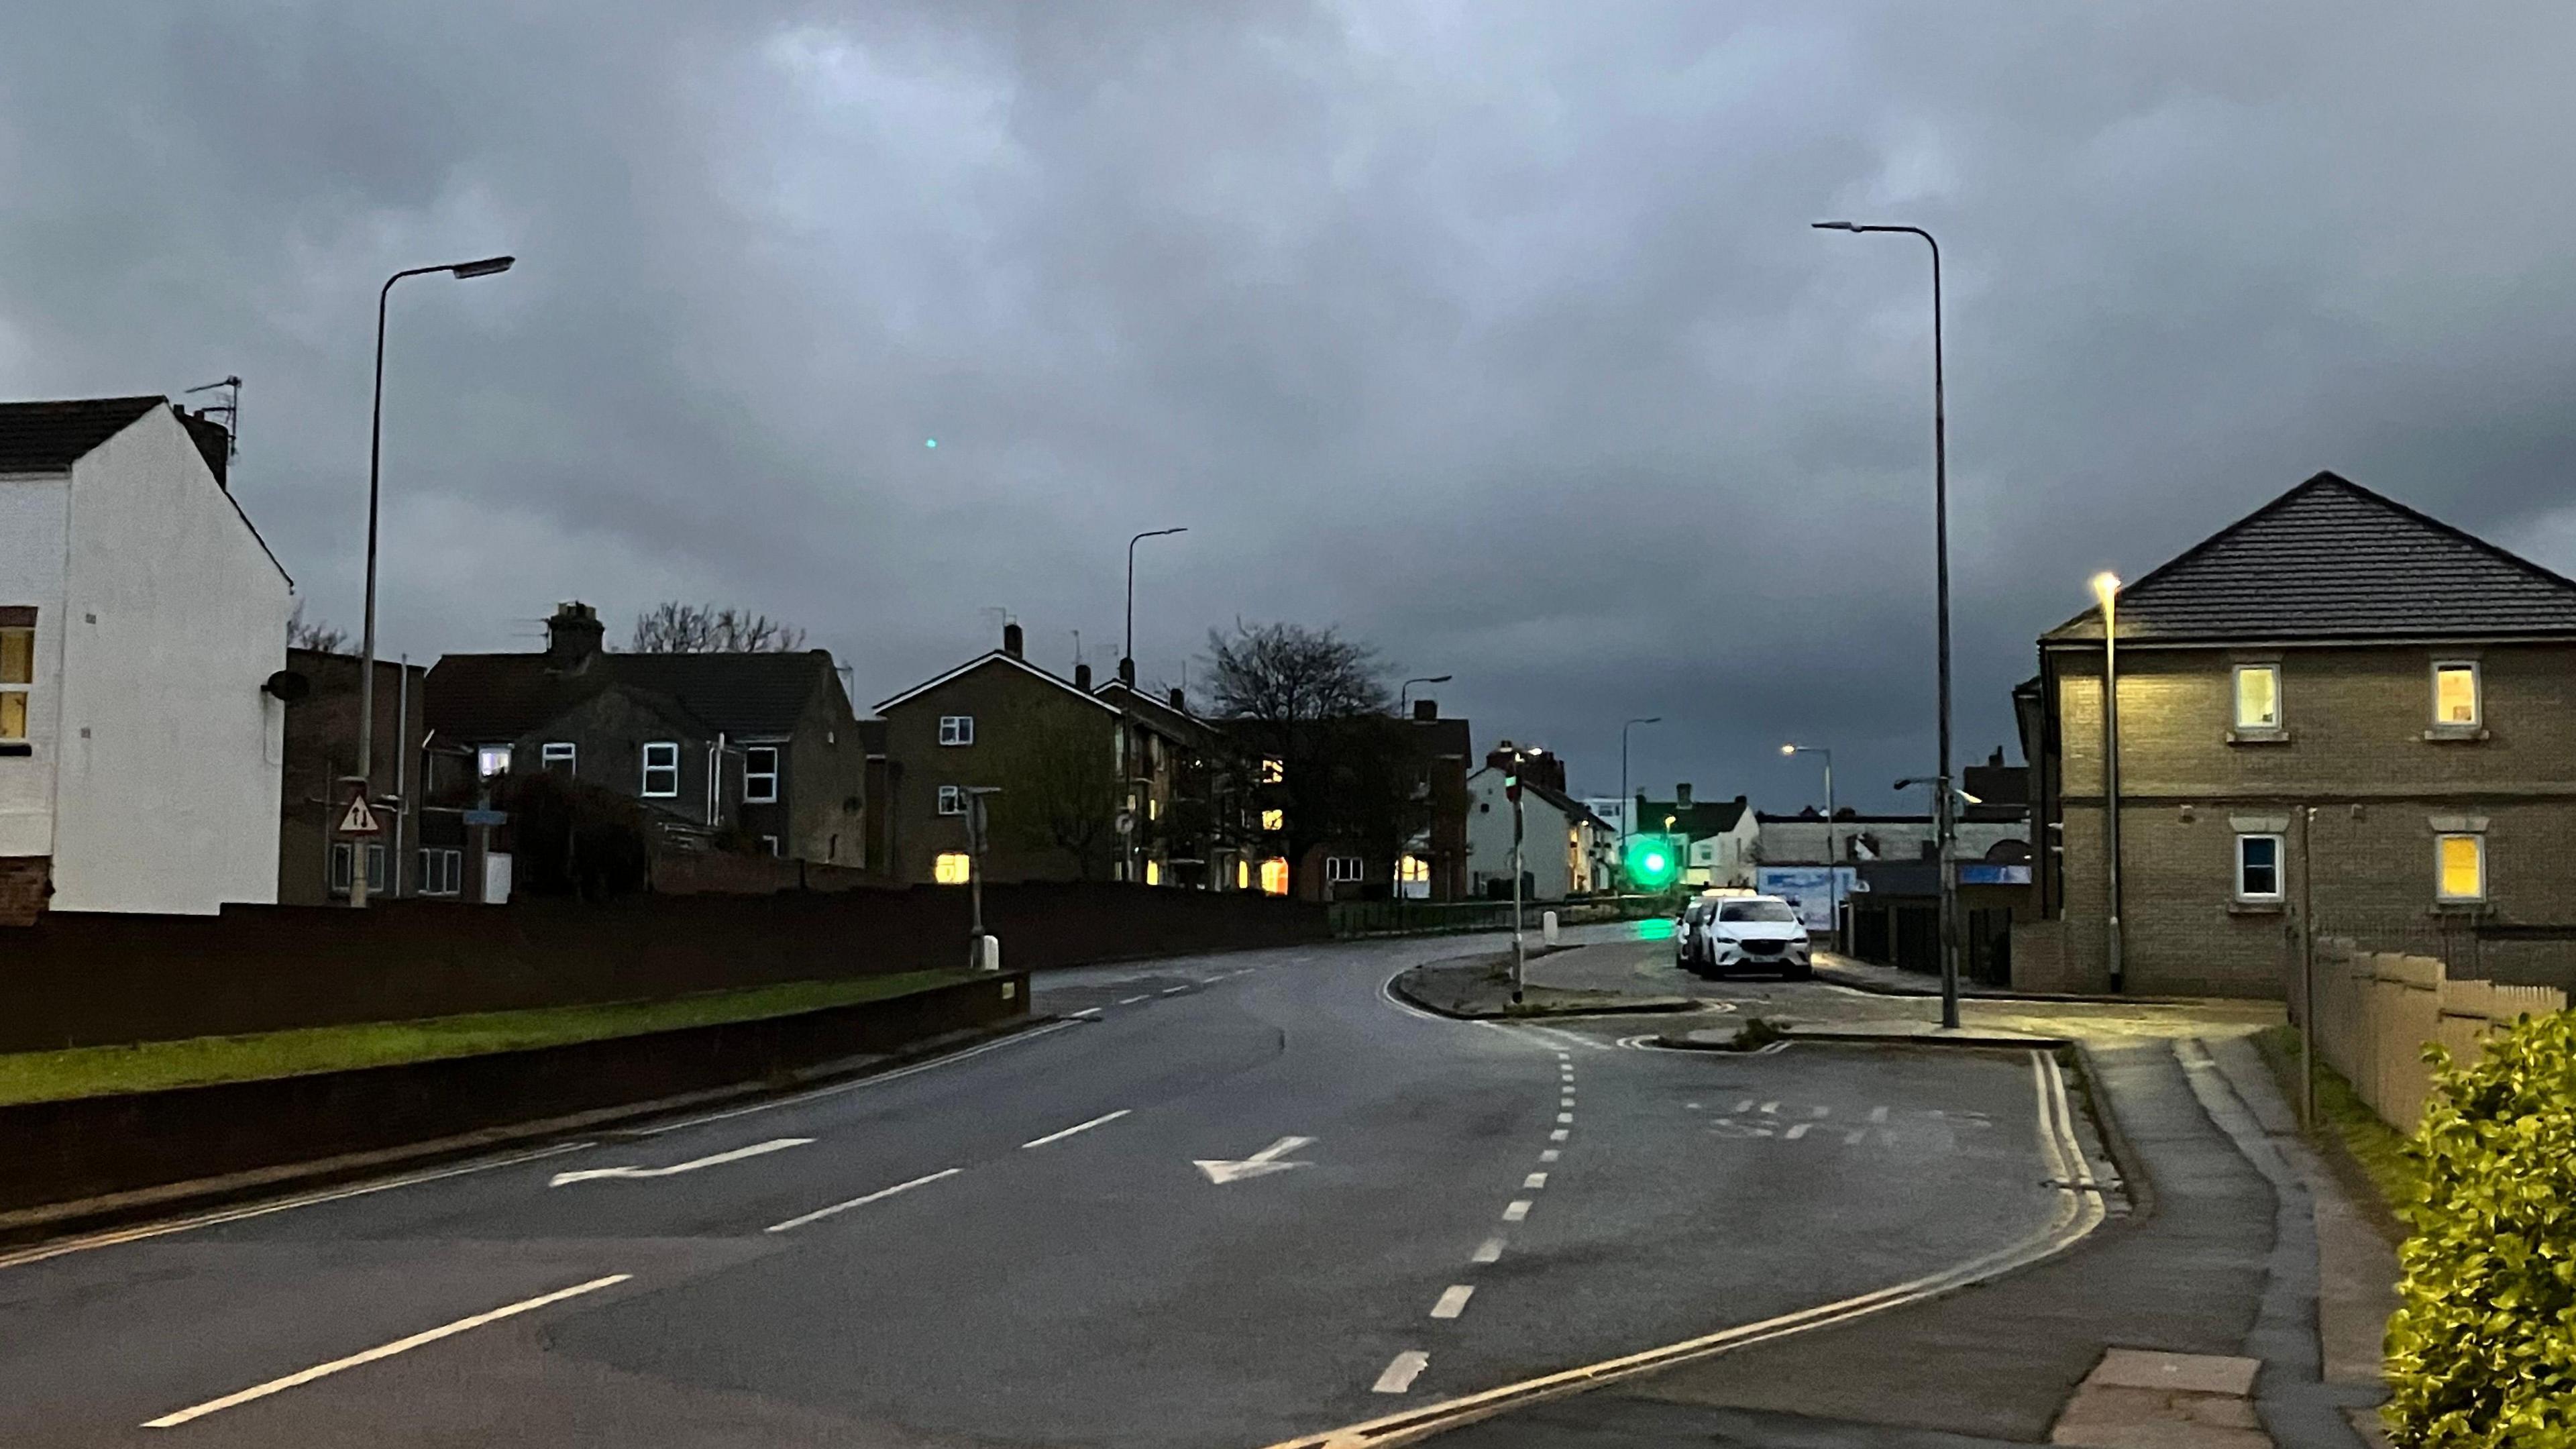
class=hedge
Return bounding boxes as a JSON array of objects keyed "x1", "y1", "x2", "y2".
[{"x1": 2385, "y1": 1010, "x2": 2576, "y2": 1447}]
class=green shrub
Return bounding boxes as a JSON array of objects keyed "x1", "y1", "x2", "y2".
[{"x1": 2385, "y1": 1010, "x2": 2576, "y2": 1447}]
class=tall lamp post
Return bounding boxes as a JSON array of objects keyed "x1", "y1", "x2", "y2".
[
  {"x1": 1621, "y1": 716, "x2": 1662, "y2": 863},
  {"x1": 1781, "y1": 744, "x2": 1836, "y2": 947},
  {"x1": 1392, "y1": 675, "x2": 1451, "y2": 904},
  {"x1": 1122, "y1": 527, "x2": 1187, "y2": 682},
  {"x1": 1814, "y1": 219, "x2": 1956, "y2": 1028},
  {"x1": 2093, "y1": 572, "x2": 2125, "y2": 993},
  {"x1": 352, "y1": 254, "x2": 516, "y2": 908}
]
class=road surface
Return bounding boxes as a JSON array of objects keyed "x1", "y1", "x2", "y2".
[{"x1": 0, "y1": 926, "x2": 2088, "y2": 1447}]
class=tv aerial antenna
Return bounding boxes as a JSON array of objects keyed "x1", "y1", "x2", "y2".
[{"x1": 184, "y1": 376, "x2": 241, "y2": 460}]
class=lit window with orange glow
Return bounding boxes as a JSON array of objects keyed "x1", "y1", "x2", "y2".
[
  {"x1": 2434, "y1": 662, "x2": 2480, "y2": 727},
  {"x1": 1260, "y1": 808, "x2": 1285, "y2": 832},
  {"x1": 2437, "y1": 834, "x2": 2485, "y2": 902},
  {"x1": 1258, "y1": 757, "x2": 1285, "y2": 784},
  {"x1": 932, "y1": 852, "x2": 971, "y2": 885},
  {"x1": 1397, "y1": 855, "x2": 1429, "y2": 883},
  {"x1": 1258, "y1": 858, "x2": 1289, "y2": 895},
  {"x1": 1236, "y1": 859, "x2": 1250, "y2": 890},
  {"x1": 1144, "y1": 859, "x2": 1161, "y2": 886}
]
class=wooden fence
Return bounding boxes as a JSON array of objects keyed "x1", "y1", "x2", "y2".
[{"x1": 2308, "y1": 938, "x2": 2567, "y2": 1132}]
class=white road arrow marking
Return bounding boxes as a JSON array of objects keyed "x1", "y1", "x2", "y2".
[
  {"x1": 548, "y1": 1138, "x2": 812, "y2": 1187},
  {"x1": 1194, "y1": 1135, "x2": 1316, "y2": 1184}
]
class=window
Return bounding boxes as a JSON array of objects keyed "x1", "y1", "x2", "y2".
[
  {"x1": 331, "y1": 841, "x2": 388, "y2": 896},
  {"x1": 540, "y1": 742, "x2": 576, "y2": 776},
  {"x1": 933, "y1": 851, "x2": 972, "y2": 884},
  {"x1": 2434, "y1": 661, "x2": 2481, "y2": 728},
  {"x1": 0, "y1": 613, "x2": 30, "y2": 743},
  {"x1": 2233, "y1": 664, "x2": 2280, "y2": 731},
  {"x1": 937, "y1": 784, "x2": 966, "y2": 815},
  {"x1": 939, "y1": 715, "x2": 975, "y2": 746},
  {"x1": 1258, "y1": 857, "x2": 1290, "y2": 895},
  {"x1": 641, "y1": 742, "x2": 680, "y2": 797},
  {"x1": 1398, "y1": 855, "x2": 1429, "y2": 884},
  {"x1": 2235, "y1": 834, "x2": 2284, "y2": 901},
  {"x1": 744, "y1": 746, "x2": 780, "y2": 803},
  {"x1": 1144, "y1": 859, "x2": 1161, "y2": 885},
  {"x1": 1236, "y1": 859, "x2": 1251, "y2": 890},
  {"x1": 1326, "y1": 856, "x2": 1364, "y2": 883},
  {"x1": 476, "y1": 744, "x2": 513, "y2": 780},
  {"x1": 417, "y1": 848, "x2": 462, "y2": 896},
  {"x1": 1719, "y1": 900, "x2": 1800, "y2": 923},
  {"x1": 1147, "y1": 796, "x2": 1161, "y2": 822},
  {"x1": 2438, "y1": 834, "x2": 2485, "y2": 902},
  {"x1": 1260, "y1": 808, "x2": 1285, "y2": 832},
  {"x1": 1258, "y1": 757, "x2": 1284, "y2": 784}
]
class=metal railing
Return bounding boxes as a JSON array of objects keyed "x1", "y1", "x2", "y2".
[{"x1": 1327, "y1": 893, "x2": 1676, "y2": 939}]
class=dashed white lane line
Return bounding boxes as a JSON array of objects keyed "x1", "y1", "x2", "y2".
[
  {"x1": 548, "y1": 1137, "x2": 810, "y2": 1187},
  {"x1": 1760, "y1": 1101, "x2": 1780, "y2": 1115},
  {"x1": 1472, "y1": 1236, "x2": 1506, "y2": 1264},
  {"x1": 1502, "y1": 1200, "x2": 1532, "y2": 1222},
  {"x1": 1373, "y1": 1350, "x2": 1431, "y2": 1394},
  {"x1": 1734, "y1": 1098, "x2": 1754, "y2": 1113},
  {"x1": 1556, "y1": 1112, "x2": 1574, "y2": 1124},
  {"x1": 1118, "y1": 995, "x2": 1152, "y2": 1006},
  {"x1": 1784, "y1": 1123, "x2": 1814, "y2": 1141},
  {"x1": 1523, "y1": 1172, "x2": 1548, "y2": 1189},
  {"x1": 764, "y1": 1167, "x2": 962, "y2": 1233},
  {"x1": 1070, "y1": 1007, "x2": 1104, "y2": 1019},
  {"x1": 1430, "y1": 1285, "x2": 1476, "y2": 1320},
  {"x1": 1870, "y1": 1106, "x2": 1890, "y2": 1124},
  {"x1": 1020, "y1": 1108, "x2": 1131, "y2": 1149},
  {"x1": 142, "y1": 1273, "x2": 631, "y2": 1428},
  {"x1": 1550, "y1": 1128, "x2": 1570, "y2": 1142},
  {"x1": 1161, "y1": 985, "x2": 1191, "y2": 996},
  {"x1": 1539, "y1": 1149, "x2": 1560, "y2": 1163}
]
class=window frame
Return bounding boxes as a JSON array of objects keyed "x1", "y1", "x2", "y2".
[
  {"x1": 2234, "y1": 833, "x2": 2286, "y2": 903},
  {"x1": 2231, "y1": 663, "x2": 2282, "y2": 732},
  {"x1": 417, "y1": 847, "x2": 462, "y2": 897},
  {"x1": 743, "y1": 745, "x2": 780, "y2": 804},
  {"x1": 938, "y1": 715, "x2": 975, "y2": 747},
  {"x1": 476, "y1": 744, "x2": 513, "y2": 780},
  {"x1": 936, "y1": 784, "x2": 967, "y2": 816},
  {"x1": 640, "y1": 741, "x2": 680, "y2": 798},
  {"x1": 2432, "y1": 659, "x2": 2482, "y2": 731},
  {"x1": 0, "y1": 616, "x2": 31, "y2": 744},
  {"x1": 331, "y1": 841, "x2": 389, "y2": 896},
  {"x1": 1325, "y1": 855, "x2": 1364, "y2": 883},
  {"x1": 2436, "y1": 832, "x2": 2487, "y2": 904},
  {"x1": 539, "y1": 741, "x2": 576, "y2": 775}
]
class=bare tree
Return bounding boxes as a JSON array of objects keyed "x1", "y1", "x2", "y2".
[
  {"x1": 1203, "y1": 621, "x2": 1389, "y2": 722},
  {"x1": 287, "y1": 600, "x2": 350, "y2": 654},
  {"x1": 985, "y1": 710, "x2": 1126, "y2": 881},
  {"x1": 1203, "y1": 622, "x2": 1418, "y2": 896},
  {"x1": 630, "y1": 602, "x2": 808, "y2": 653}
]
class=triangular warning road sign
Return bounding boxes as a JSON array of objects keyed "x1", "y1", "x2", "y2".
[{"x1": 339, "y1": 791, "x2": 382, "y2": 836}]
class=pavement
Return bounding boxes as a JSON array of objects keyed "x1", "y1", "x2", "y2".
[{"x1": 0, "y1": 922, "x2": 2387, "y2": 1448}]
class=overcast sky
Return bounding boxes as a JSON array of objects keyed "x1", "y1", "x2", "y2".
[{"x1": 9, "y1": 3, "x2": 2576, "y2": 811}]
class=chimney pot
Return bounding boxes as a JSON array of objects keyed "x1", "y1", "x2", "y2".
[
  {"x1": 1075, "y1": 661, "x2": 1093, "y2": 690},
  {"x1": 1675, "y1": 782, "x2": 1693, "y2": 806},
  {"x1": 1412, "y1": 698, "x2": 1437, "y2": 722},
  {"x1": 546, "y1": 600, "x2": 604, "y2": 669},
  {"x1": 1002, "y1": 621, "x2": 1024, "y2": 658},
  {"x1": 1118, "y1": 656, "x2": 1136, "y2": 686},
  {"x1": 1169, "y1": 686, "x2": 1185, "y2": 711}
]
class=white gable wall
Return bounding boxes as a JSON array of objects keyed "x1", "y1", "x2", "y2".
[
  {"x1": 48, "y1": 409, "x2": 288, "y2": 913},
  {"x1": 0, "y1": 471, "x2": 70, "y2": 858}
]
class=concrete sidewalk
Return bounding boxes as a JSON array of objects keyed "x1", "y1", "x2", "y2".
[{"x1": 1432, "y1": 1026, "x2": 2394, "y2": 1449}]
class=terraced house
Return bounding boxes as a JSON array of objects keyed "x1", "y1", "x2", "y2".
[{"x1": 2018, "y1": 471, "x2": 2576, "y2": 996}]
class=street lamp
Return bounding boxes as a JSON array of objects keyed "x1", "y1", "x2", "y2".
[
  {"x1": 1399, "y1": 674, "x2": 1450, "y2": 716},
  {"x1": 352, "y1": 254, "x2": 516, "y2": 908},
  {"x1": 1783, "y1": 743, "x2": 1837, "y2": 947},
  {"x1": 1814, "y1": 218, "x2": 1957, "y2": 1028},
  {"x1": 1621, "y1": 716, "x2": 1661, "y2": 863},
  {"x1": 2093, "y1": 571, "x2": 2125, "y2": 993},
  {"x1": 1122, "y1": 527, "x2": 1187, "y2": 683}
]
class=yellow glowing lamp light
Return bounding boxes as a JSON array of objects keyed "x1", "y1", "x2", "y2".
[
  {"x1": 2092, "y1": 572, "x2": 2121, "y2": 610},
  {"x1": 932, "y1": 852, "x2": 971, "y2": 885}
]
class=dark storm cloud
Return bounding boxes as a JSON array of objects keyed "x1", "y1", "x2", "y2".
[{"x1": 7, "y1": 3, "x2": 2576, "y2": 809}]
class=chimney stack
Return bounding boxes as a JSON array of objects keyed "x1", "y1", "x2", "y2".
[
  {"x1": 1412, "y1": 698, "x2": 1437, "y2": 722},
  {"x1": 1674, "y1": 782, "x2": 1693, "y2": 806},
  {"x1": 1118, "y1": 656, "x2": 1136, "y2": 686},
  {"x1": 1075, "y1": 661, "x2": 1093, "y2": 690},
  {"x1": 546, "y1": 601, "x2": 604, "y2": 670},
  {"x1": 1002, "y1": 621, "x2": 1024, "y2": 658},
  {"x1": 1169, "y1": 686, "x2": 1186, "y2": 711}
]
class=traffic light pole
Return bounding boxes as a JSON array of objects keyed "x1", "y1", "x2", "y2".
[{"x1": 1510, "y1": 782, "x2": 1525, "y2": 1005}]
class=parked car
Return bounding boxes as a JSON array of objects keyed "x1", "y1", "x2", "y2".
[{"x1": 1684, "y1": 894, "x2": 1811, "y2": 980}]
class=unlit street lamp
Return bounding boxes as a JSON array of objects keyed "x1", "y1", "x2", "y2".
[
  {"x1": 1122, "y1": 527, "x2": 1187, "y2": 683},
  {"x1": 1782, "y1": 743, "x2": 1837, "y2": 947},
  {"x1": 1621, "y1": 716, "x2": 1661, "y2": 860},
  {"x1": 2094, "y1": 570, "x2": 2125, "y2": 993},
  {"x1": 352, "y1": 254, "x2": 516, "y2": 908}
]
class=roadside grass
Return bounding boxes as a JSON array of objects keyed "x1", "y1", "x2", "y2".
[
  {"x1": 0, "y1": 970, "x2": 966, "y2": 1107},
  {"x1": 2251, "y1": 1022, "x2": 2420, "y2": 1220}
]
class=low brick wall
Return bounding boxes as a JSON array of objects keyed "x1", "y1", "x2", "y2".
[
  {"x1": 0, "y1": 971, "x2": 1028, "y2": 1216},
  {"x1": 0, "y1": 883, "x2": 1326, "y2": 1051}
]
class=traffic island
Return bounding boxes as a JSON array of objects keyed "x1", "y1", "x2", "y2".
[
  {"x1": 1392, "y1": 951, "x2": 1700, "y2": 1019},
  {"x1": 1654, "y1": 1019, "x2": 2074, "y2": 1051}
]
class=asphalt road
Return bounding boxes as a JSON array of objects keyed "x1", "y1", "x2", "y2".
[{"x1": 0, "y1": 926, "x2": 2082, "y2": 1448}]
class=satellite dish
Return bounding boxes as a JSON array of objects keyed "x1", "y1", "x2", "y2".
[{"x1": 263, "y1": 669, "x2": 311, "y2": 702}]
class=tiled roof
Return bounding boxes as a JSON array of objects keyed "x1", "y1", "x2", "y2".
[
  {"x1": 2043, "y1": 472, "x2": 2576, "y2": 644},
  {"x1": 0, "y1": 396, "x2": 164, "y2": 472},
  {"x1": 874, "y1": 651, "x2": 1120, "y2": 714},
  {"x1": 427, "y1": 649, "x2": 837, "y2": 743}
]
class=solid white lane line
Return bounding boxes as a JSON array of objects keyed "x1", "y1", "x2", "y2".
[
  {"x1": 548, "y1": 1137, "x2": 811, "y2": 1187},
  {"x1": 1020, "y1": 1108, "x2": 1131, "y2": 1149},
  {"x1": 142, "y1": 1274, "x2": 631, "y2": 1428},
  {"x1": 1472, "y1": 1236, "x2": 1505, "y2": 1264},
  {"x1": 1373, "y1": 1350, "x2": 1431, "y2": 1394},
  {"x1": 1430, "y1": 1285, "x2": 1476, "y2": 1319},
  {"x1": 765, "y1": 1167, "x2": 962, "y2": 1233},
  {"x1": 1502, "y1": 1200, "x2": 1532, "y2": 1222},
  {"x1": 1118, "y1": 994, "x2": 1152, "y2": 1005},
  {"x1": 1539, "y1": 1148, "x2": 1560, "y2": 1163},
  {"x1": 1523, "y1": 1172, "x2": 1548, "y2": 1189},
  {"x1": 1550, "y1": 1128, "x2": 1570, "y2": 1142},
  {"x1": 1161, "y1": 985, "x2": 1191, "y2": 996}
]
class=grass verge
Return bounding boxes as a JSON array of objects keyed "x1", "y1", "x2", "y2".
[
  {"x1": 2251, "y1": 1022, "x2": 2419, "y2": 1226},
  {"x1": 0, "y1": 971, "x2": 967, "y2": 1108}
]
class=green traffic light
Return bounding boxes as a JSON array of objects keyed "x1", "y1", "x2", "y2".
[{"x1": 1623, "y1": 834, "x2": 1680, "y2": 890}]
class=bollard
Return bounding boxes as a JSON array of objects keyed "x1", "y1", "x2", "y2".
[
  {"x1": 1542, "y1": 910, "x2": 1560, "y2": 947},
  {"x1": 975, "y1": 934, "x2": 1003, "y2": 973}
]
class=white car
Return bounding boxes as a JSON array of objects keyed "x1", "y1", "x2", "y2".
[{"x1": 1686, "y1": 895, "x2": 1812, "y2": 980}]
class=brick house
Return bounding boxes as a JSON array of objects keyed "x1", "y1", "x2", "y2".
[
  {"x1": 276, "y1": 647, "x2": 427, "y2": 904},
  {"x1": 2019, "y1": 471, "x2": 2576, "y2": 996},
  {"x1": 425, "y1": 603, "x2": 867, "y2": 885},
  {"x1": 1092, "y1": 668, "x2": 1248, "y2": 891},
  {"x1": 1224, "y1": 700, "x2": 1472, "y2": 903}
]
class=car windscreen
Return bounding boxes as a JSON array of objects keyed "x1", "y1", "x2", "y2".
[{"x1": 1719, "y1": 901, "x2": 1799, "y2": 923}]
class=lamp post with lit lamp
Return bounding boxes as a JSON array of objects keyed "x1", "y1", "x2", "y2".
[
  {"x1": 1782, "y1": 743, "x2": 1837, "y2": 946},
  {"x1": 1621, "y1": 716, "x2": 1661, "y2": 861},
  {"x1": 352, "y1": 254, "x2": 516, "y2": 908},
  {"x1": 1813, "y1": 217, "x2": 1958, "y2": 1028},
  {"x1": 2093, "y1": 571, "x2": 2125, "y2": 993}
]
